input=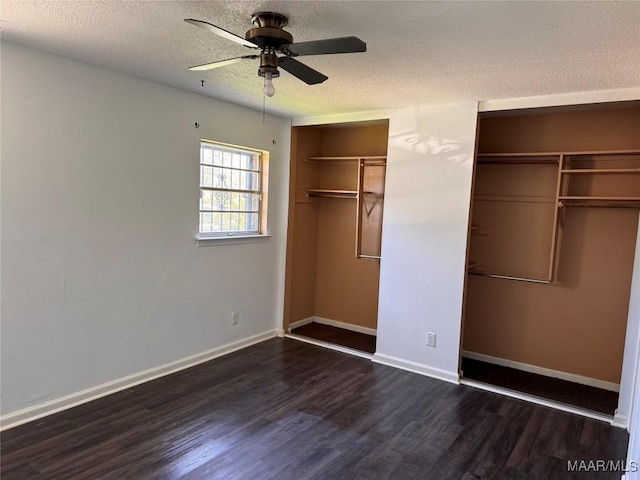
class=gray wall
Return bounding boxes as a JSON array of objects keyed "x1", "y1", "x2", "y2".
[{"x1": 1, "y1": 42, "x2": 290, "y2": 416}]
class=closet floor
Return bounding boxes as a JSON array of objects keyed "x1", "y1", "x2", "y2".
[
  {"x1": 291, "y1": 323, "x2": 376, "y2": 354},
  {"x1": 461, "y1": 357, "x2": 618, "y2": 416}
]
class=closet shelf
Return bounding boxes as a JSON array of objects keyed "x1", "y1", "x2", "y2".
[
  {"x1": 478, "y1": 149, "x2": 639, "y2": 158},
  {"x1": 477, "y1": 153, "x2": 561, "y2": 165},
  {"x1": 474, "y1": 194, "x2": 556, "y2": 204},
  {"x1": 563, "y1": 149, "x2": 640, "y2": 157},
  {"x1": 559, "y1": 196, "x2": 640, "y2": 201},
  {"x1": 477, "y1": 152, "x2": 562, "y2": 157},
  {"x1": 561, "y1": 169, "x2": 640, "y2": 174},
  {"x1": 304, "y1": 156, "x2": 387, "y2": 164},
  {"x1": 307, "y1": 189, "x2": 357, "y2": 199}
]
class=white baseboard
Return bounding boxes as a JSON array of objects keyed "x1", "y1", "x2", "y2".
[
  {"x1": 372, "y1": 353, "x2": 460, "y2": 385},
  {"x1": 285, "y1": 333, "x2": 374, "y2": 360},
  {"x1": 288, "y1": 316, "x2": 377, "y2": 336},
  {"x1": 462, "y1": 350, "x2": 620, "y2": 393},
  {"x1": 0, "y1": 329, "x2": 279, "y2": 431},
  {"x1": 288, "y1": 317, "x2": 315, "y2": 331},
  {"x1": 612, "y1": 412, "x2": 629, "y2": 429},
  {"x1": 313, "y1": 317, "x2": 377, "y2": 336}
]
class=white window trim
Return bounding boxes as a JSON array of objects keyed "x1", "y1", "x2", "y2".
[{"x1": 198, "y1": 140, "x2": 269, "y2": 239}]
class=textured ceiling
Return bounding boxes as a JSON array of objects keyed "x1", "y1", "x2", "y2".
[{"x1": 1, "y1": 1, "x2": 639, "y2": 119}]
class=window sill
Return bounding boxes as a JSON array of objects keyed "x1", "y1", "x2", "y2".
[{"x1": 196, "y1": 234, "x2": 272, "y2": 247}]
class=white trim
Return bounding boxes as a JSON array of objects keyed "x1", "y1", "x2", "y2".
[
  {"x1": 618, "y1": 214, "x2": 640, "y2": 432},
  {"x1": 196, "y1": 234, "x2": 271, "y2": 246},
  {"x1": 313, "y1": 317, "x2": 377, "y2": 336},
  {"x1": 287, "y1": 317, "x2": 315, "y2": 331},
  {"x1": 463, "y1": 350, "x2": 620, "y2": 392},
  {"x1": 460, "y1": 378, "x2": 615, "y2": 425},
  {"x1": 479, "y1": 88, "x2": 640, "y2": 112},
  {"x1": 285, "y1": 333, "x2": 373, "y2": 360},
  {"x1": 372, "y1": 353, "x2": 460, "y2": 385},
  {"x1": 614, "y1": 413, "x2": 629, "y2": 429},
  {"x1": 288, "y1": 316, "x2": 377, "y2": 336},
  {"x1": 292, "y1": 109, "x2": 391, "y2": 127},
  {"x1": 0, "y1": 329, "x2": 278, "y2": 431}
]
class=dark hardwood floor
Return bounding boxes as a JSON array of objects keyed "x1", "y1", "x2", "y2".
[
  {"x1": 461, "y1": 357, "x2": 619, "y2": 416},
  {"x1": 1, "y1": 338, "x2": 629, "y2": 479},
  {"x1": 291, "y1": 322, "x2": 377, "y2": 354}
]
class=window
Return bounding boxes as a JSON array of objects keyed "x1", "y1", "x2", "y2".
[{"x1": 199, "y1": 141, "x2": 267, "y2": 237}]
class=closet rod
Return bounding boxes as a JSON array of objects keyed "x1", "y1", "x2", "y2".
[{"x1": 468, "y1": 271, "x2": 550, "y2": 284}]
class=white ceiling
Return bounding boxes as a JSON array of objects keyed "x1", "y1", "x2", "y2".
[{"x1": 2, "y1": 1, "x2": 639, "y2": 119}]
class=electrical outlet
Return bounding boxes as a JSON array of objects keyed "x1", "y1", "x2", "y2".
[
  {"x1": 231, "y1": 311, "x2": 239, "y2": 326},
  {"x1": 426, "y1": 332, "x2": 436, "y2": 348}
]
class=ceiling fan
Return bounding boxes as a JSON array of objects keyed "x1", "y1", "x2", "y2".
[{"x1": 185, "y1": 12, "x2": 366, "y2": 97}]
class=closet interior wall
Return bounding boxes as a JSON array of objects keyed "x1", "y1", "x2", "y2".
[
  {"x1": 284, "y1": 123, "x2": 389, "y2": 332},
  {"x1": 463, "y1": 104, "x2": 640, "y2": 385}
]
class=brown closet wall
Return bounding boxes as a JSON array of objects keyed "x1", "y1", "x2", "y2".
[
  {"x1": 284, "y1": 127, "x2": 321, "y2": 326},
  {"x1": 284, "y1": 123, "x2": 389, "y2": 331},
  {"x1": 463, "y1": 104, "x2": 640, "y2": 384}
]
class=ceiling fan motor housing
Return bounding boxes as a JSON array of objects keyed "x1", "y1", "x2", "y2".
[
  {"x1": 246, "y1": 12, "x2": 293, "y2": 50},
  {"x1": 259, "y1": 50, "x2": 280, "y2": 78}
]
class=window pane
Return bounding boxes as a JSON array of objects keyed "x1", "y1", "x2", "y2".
[
  {"x1": 244, "y1": 154, "x2": 259, "y2": 171},
  {"x1": 200, "y1": 190, "x2": 214, "y2": 210},
  {"x1": 206, "y1": 212, "x2": 259, "y2": 233},
  {"x1": 201, "y1": 147, "x2": 213, "y2": 165},
  {"x1": 248, "y1": 213, "x2": 258, "y2": 231},
  {"x1": 199, "y1": 142, "x2": 264, "y2": 234},
  {"x1": 203, "y1": 168, "x2": 259, "y2": 192},
  {"x1": 242, "y1": 171, "x2": 260, "y2": 191},
  {"x1": 199, "y1": 212, "x2": 214, "y2": 233},
  {"x1": 200, "y1": 191, "x2": 259, "y2": 212},
  {"x1": 210, "y1": 167, "x2": 230, "y2": 189},
  {"x1": 213, "y1": 149, "x2": 222, "y2": 165},
  {"x1": 201, "y1": 165, "x2": 214, "y2": 188}
]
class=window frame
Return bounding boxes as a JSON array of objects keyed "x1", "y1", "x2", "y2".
[{"x1": 196, "y1": 139, "x2": 269, "y2": 243}]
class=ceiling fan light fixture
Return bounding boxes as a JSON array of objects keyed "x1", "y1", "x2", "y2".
[{"x1": 263, "y1": 71, "x2": 275, "y2": 97}]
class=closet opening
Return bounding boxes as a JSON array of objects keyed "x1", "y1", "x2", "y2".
[
  {"x1": 283, "y1": 120, "x2": 389, "y2": 356},
  {"x1": 460, "y1": 101, "x2": 640, "y2": 418}
]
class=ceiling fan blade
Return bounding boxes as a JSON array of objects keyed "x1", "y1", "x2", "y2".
[
  {"x1": 184, "y1": 19, "x2": 258, "y2": 49},
  {"x1": 278, "y1": 57, "x2": 328, "y2": 85},
  {"x1": 188, "y1": 55, "x2": 259, "y2": 71},
  {"x1": 282, "y1": 36, "x2": 366, "y2": 57}
]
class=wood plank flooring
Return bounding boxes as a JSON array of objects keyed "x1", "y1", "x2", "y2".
[
  {"x1": 1, "y1": 338, "x2": 629, "y2": 479},
  {"x1": 461, "y1": 357, "x2": 619, "y2": 416},
  {"x1": 291, "y1": 322, "x2": 377, "y2": 354}
]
